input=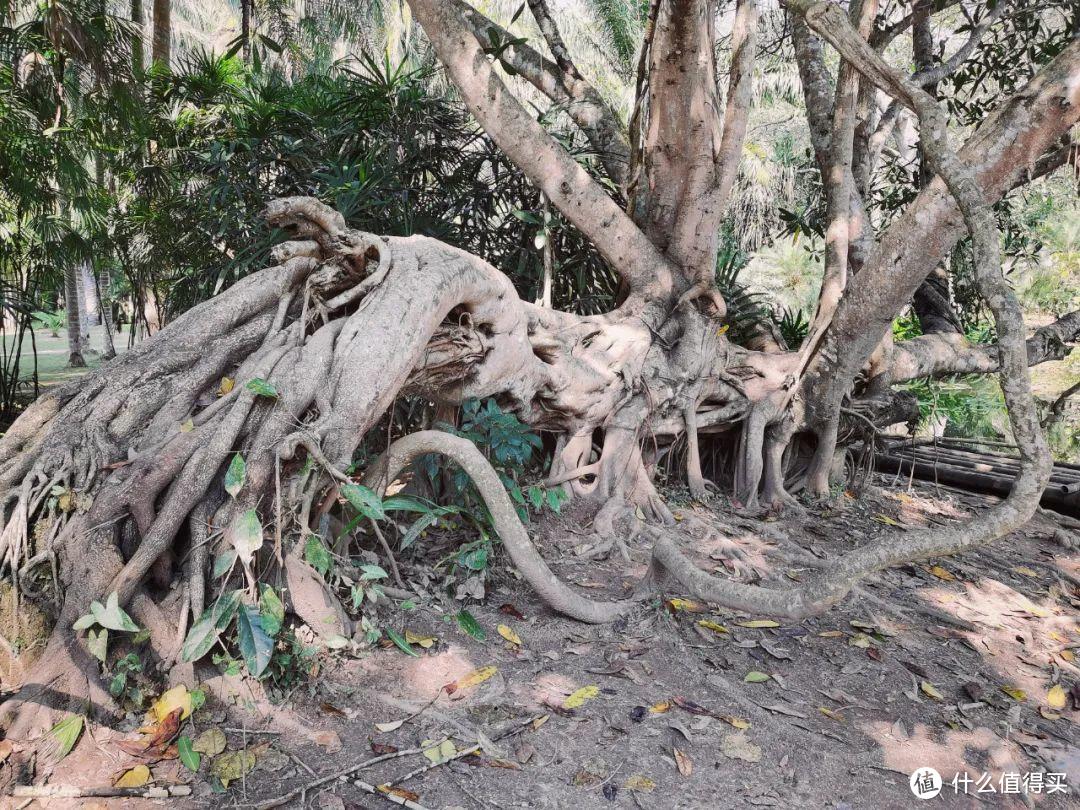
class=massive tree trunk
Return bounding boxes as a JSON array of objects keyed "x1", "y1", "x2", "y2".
[{"x1": 0, "y1": 0, "x2": 1077, "y2": 744}]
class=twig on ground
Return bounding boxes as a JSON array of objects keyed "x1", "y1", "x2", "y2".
[{"x1": 13, "y1": 785, "x2": 193, "y2": 799}]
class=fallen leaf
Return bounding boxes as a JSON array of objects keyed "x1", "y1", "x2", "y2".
[
  {"x1": 531, "y1": 715, "x2": 549, "y2": 731},
  {"x1": 1013, "y1": 566, "x2": 1039, "y2": 577},
  {"x1": 562, "y1": 685, "x2": 600, "y2": 710},
  {"x1": 1061, "y1": 649, "x2": 1076, "y2": 663},
  {"x1": 499, "y1": 603, "x2": 525, "y2": 619},
  {"x1": 818, "y1": 630, "x2": 846, "y2": 638},
  {"x1": 49, "y1": 715, "x2": 83, "y2": 760},
  {"x1": 149, "y1": 685, "x2": 193, "y2": 723},
  {"x1": 920, "y1": 682, "x2": 944, "y2": 700},
  {"x1": 1047, "y1": 684, "x2": 1067, "y2": 710},
  {"x1": 667, "y1": 598, "x2": 706, "y2": 613},
  {"x1": 314, "y1": 730, "x2": 342, "y2": 753},
  {"x1": 818, "y1": 707, "x2": 844, "y2": 722},
  {"x1": 370, "y1": 741, "x2": 399, "y2": 755},
  {"x1": 738, "y1": 620, "x2": 779, "y2": 628},
  {"x1": 378, "y1": 785, "x2": 420, "y2": 802},
  {"x1": 1040, "y1": 707, "x2": 1061, "y2": 720},
  {"x1": 218, "y1": 376, "x2": 235, "y2": 396},
  {"x1": 848, "y1": 633, "x2": 871, "y2": 649},
  {"x1": 375, "y1": 719, "x2": 406, "y2": 733},
  {"x1": 673, "y1": 746, "x2": 693, "y2": 776},
  {"x1": 114, "y1": 764, "x2": 151, "y2": 788},
  {"x1": 649, "y1": 701, "x2": 672, "y2": 714},
  {"x1": 1001, "y1": 685, "x2": 1027, "y2": 702},
  {"x1": 929, "y1": 565, "x2": 955, "y2": 581},
  {"x1": 697, "y1": 620, "x2": 728, "y2": 634},
  {"x1": 404, "y1": 630, "x2": 436, "y2": 649},
  {"x1": 743, "y1": 671, "x2": 770, "y2": 683},
  {"x1": 497, "y1": 624, "x2": 522, "y2": 646},
  {"x1": 422, "y1": 739, "x2": 457, "y2": 764},
  {"x1": 193, "y1": 727, "x2": 227, "y2": 757},
  {"x1": 444, "y1": 666, "x2": 498, "y2": 694},
  {"x1": 210, "y1": 749, "x2": 257, "y2": 787},
  {"x1": 672, "y1": 697, "x2": 717, "y2": 718},
  {"x1": 723, "y1": 716, "x2": 750, "y2": 729},
  {"x1": 623, "y1": 774, "x2": 656, "y2": 793}
]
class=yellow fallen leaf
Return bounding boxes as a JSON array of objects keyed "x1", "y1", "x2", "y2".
[
  {"x1": 531, "y1": 714, "x2": 549, "y2": 731},
  {"x1": 649, "y1": 701, "x2": 672, "y2": 714},
  {"x1": 697, "y1": 620, "x2": 729, "y2": 634},
  {"x1": 211, "y1": 749, "x2": 257, "y2": 787},
  {"x1": 1040, "y1": 707, "x2": 1061, "y2": 721},
  {"x1": 1060, "y1": 649, "x2": 1075, "y2": 663},
  {"x1": 114, "y1": 764, "x2": 151, "y2": 788},
  {"x1": 446, "y1": 666, "x2": 497, "y2": 693},
  {"x1": 624, "y1": 774, "x2": 656, "y2": 793},
  {"x1": 1001, "y1": 685, "x2": 1027, "y2": 702},
  {"x1": 218, "y1": 376, "x2": 235, "y2": 396},
  {"x1": 1047, "y1": 684, "x2": 1067, "y2": 710},
  {"x1": 1022, "y1": 603, "x2": 1050, "y2": 618},
  {"x1": 874, "y1": 514, "x2": 901, "y2": 527},
  {"x1": 723, "y1": 716, "x2": 750, "y2": 729},
  {"x1": 667, "y1": 598, "x2": 705, "y2": 613},
  {"x1": 562, "y1": 685, "x2": 599, "y2": 710},
  {"x1": 738, "y1": 620, "x2": 779, "y2": 628},
  {"x1": 149, "y1": 685, "x2": 192, "y2": 723},
  {"x1": 716, "y1": 324, "x2": 729, "y2": 336},
  {"x1": 422, "y1": 739, "x2": 457, "y2": 764},
  {"x1": 179, "y1": 418, "x2": 194, "y2": 433},
  {"x1": 1049, "y1": 630, "x2": 1067, "y2": 643},
  {"x1": 818, "y1": 707, "x2": 844, "y2": 722},
  {"x1": 1013, "y1": 566, "x2": 1039, "y2": 577},
  {"x1": 192, "y1": 727, "x2": 226, "y2": 757},
  {"x1": 497, "y1": 624, "x2": 522, "y2": 646},
  {"x1": 920, "y1": 681, "x2": 944, "y2": 700},
  {"x1": 848, "y1": 633, "x2": 871, "y2": 649},
  {"x1": 929, "y1": 565, "x2": 955, "y2": 581},
  {"x1": 818, "y1": 630, "x2": 846, "y2": 638},
  {"x1": 674, "y1": 746, "x2": 692, "y2": 776},
  {"x1": 404, "y1": 630, "x2": 436, "y2": 649}
]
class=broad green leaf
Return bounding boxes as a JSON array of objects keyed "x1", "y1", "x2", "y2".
[
  {"x1": 49, "y1": 715, "x2": 83, "y2": 759},
  {"x1": 456, "y1": 609, "x2": 485, "y2": 641},
  {"x1": 73, "y1": 612, "x2": 96, "y2": 631},
  {"x1": 87, "y1": 628, "x2": 108, "y2": 663},
  {"x1": 245, "y1": 378, "x2": 278, "y2": 398},
  {"x1": 212, "y1": 549, "x2": 237, "y2": 579},
  {"x1": 743, "y1": 671, "x2": 771, "y2": 683},
  {"x1": 401, "y1": 513, "x2": 439, "y2": 549},
  {"x1": 380, "y1": 495, "x2": 435, "y2": 514},
  {"x1": 228, "y1": 509, "x2": 263, "y2": 566},
  {"x1": 359, "y1": 564, "x2": 387, "y2": 581},
  {"x1": 237, "y1": 603, "x2": 273, "y2": 678},
  {"x1": 178, "y1": 736, "x2": 200, "y2": 772},
  {"x1": 385, "y1": 628, "x2": 420, "y2": 658},
  {"x1": 224, "y1": 453, "x2": 246, "y2": 497},
  {"x1": 304, "y1": 534, "x2": 333, "y2": 576},
  {"x1": 341, "y1": 483, "x2": 385, "y2": 521},
  {"x1": 259, "y1": 584, "x2": 285, "y2": 638},
  {"x1": 91, "y1": 591, "x2": 140, "y2": 633},
  {"x1": 182, "y1": 591, "x2": 241, "y2": 662}
]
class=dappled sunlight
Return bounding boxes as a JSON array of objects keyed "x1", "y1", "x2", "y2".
[
  {"x1": 508, "y1": 672, "x2": 579, "y2": 712},
  {"x1": 399, "y1": 644, "x2": 478, "y2": 701},
  {"x1": 917, "y1": 577, "x2": 1078, "y2": 712},
  {"x1": 861, "y1": 719, "x2": 1025, "y2": 786}
]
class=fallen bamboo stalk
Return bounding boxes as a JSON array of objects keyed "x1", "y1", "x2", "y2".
[{"x1": 13, "y1": 784, "x2": 193, "y2": 799}]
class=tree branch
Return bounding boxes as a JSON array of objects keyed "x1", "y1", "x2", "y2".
[
  {"x1": 448, "y1": 0, "x2": 631, "y2": 189},
  {"x1": 409, "y1": 0, "x2": 673, "y2": 309}
]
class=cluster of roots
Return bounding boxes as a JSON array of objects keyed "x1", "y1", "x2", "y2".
[{"x1": 0, "y1": 197, "x2": 1051, "y2": 746}]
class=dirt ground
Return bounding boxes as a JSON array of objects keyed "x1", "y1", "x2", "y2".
[{"x1": 3, "y1": 473, "x2": 1079, "y2": 809}]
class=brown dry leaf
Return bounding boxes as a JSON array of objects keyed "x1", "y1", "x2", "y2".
[
  {"x1": 1061, "y1": 649, "x2": 1076, "y2": 663},
  {"x1": 1047, "y1": 684, "x2": 1067, "y2": 710},
  {"x1": 370, "y1": 741, "x2": 399, "y2": 755},
  {"x1": 143, "y1": 708, "x2": 183, "y2": 749},
  {"x1": 114, "y1": 764, "x2": 151, "y2": 788},
  {"x1": 531, "y1": 714, "x2": 549, "y2": 731},
  {"x1": 673, "y1": 747, "x2": 693, "y2": 777},
  {"x1": 624, "y1": 774, "x2": 656, "y2": 793},
  {"x1": 929, "y1": 565, "x2": 955, "y2": 581},
  {"x1": 497, "y1": 624, "x2": 522, "y2": 647},
  {"x1": 444, "y1": 666, "x2": 498, "y2": 694},
  {"x1": 378, "y1": 785, "x2": 420, "y2": 802},
  {"x1": 920, "y1": 682, "x2": 944, "y2": 700}
]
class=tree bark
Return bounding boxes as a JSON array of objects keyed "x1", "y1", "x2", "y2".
[{"x1": 151, "y1": 0, "x2": 170, "y2": 67}]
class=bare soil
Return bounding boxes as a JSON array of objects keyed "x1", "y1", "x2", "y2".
[{"x1": 3, "y1": 474, "x2": 1079, "y2": 809}]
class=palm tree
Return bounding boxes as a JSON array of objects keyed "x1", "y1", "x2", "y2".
[{"x1": 151, "y1": 0, "x2": 168, "y2": 66}]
